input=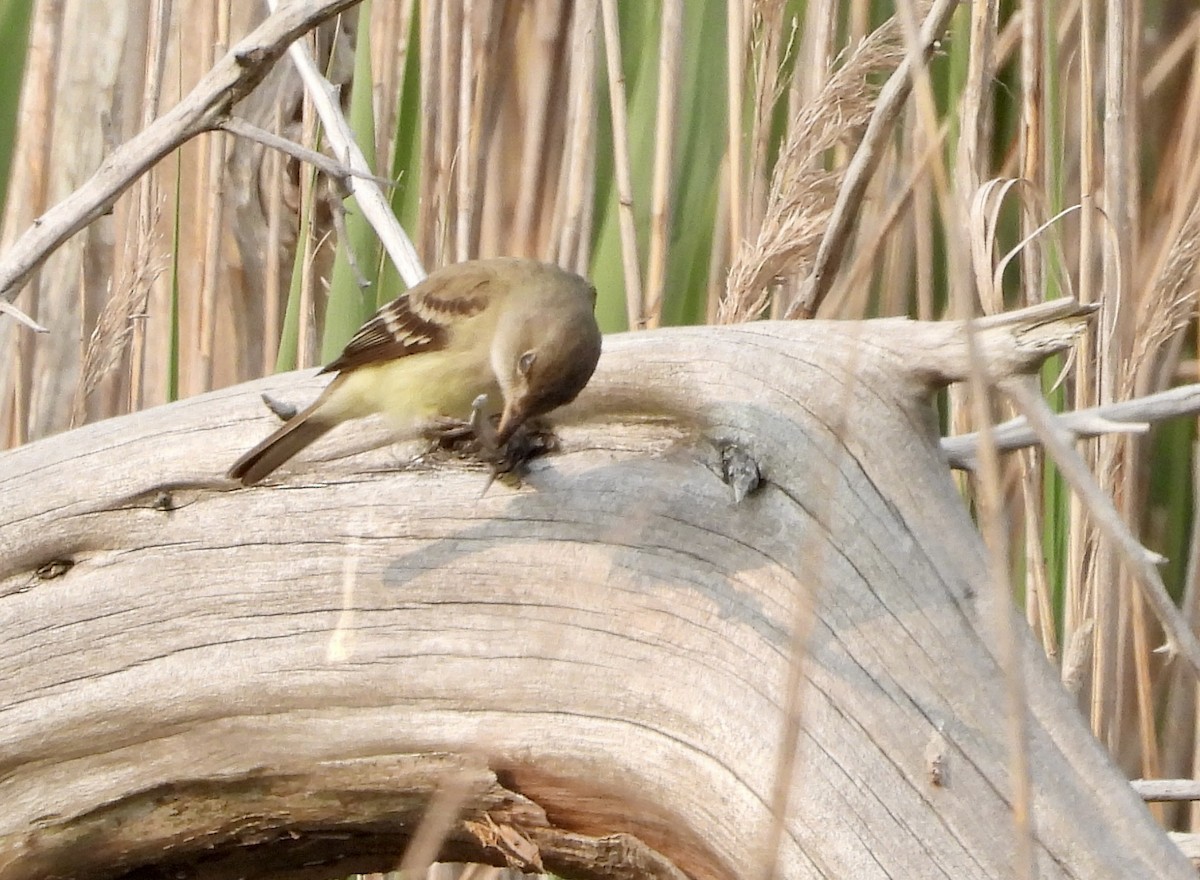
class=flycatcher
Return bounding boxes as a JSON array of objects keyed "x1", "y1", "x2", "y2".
[{"x1": 228, "y1": 257, "x2": 602, "y2": 485}]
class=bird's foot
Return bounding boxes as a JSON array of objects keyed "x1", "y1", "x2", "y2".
[
  {"x1": 483, "y1": 419, "x2": 559, "y2": 488},
  {"x1": 423, "y1": 396, "x2": 557, "y2": 487},
  {"x1": 422, "y1": 395, "x2": 497, "y2": 454},
  {"x1": 423, "y1": 417, "x2": 481, "y2": 452}
]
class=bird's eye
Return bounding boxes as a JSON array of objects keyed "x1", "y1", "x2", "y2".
[{"x1": 518, "y1": 350, "x2": 537, "y2": 377}]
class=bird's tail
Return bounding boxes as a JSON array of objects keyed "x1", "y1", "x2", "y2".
[{"x1": 227, "y1": 399, "x2": 337, "y2": 486}]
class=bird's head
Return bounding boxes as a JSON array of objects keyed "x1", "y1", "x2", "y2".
[{"x1": 492, "y1": 273, "x2": 602, "y2": 444}]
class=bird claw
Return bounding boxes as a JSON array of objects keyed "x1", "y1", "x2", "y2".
[
  {"x1": 485, "y1": 419, "x2": 558, "y2": 485},
  {"x1": 422, "y1": 395, "x2": 557, "y2": 487},
  {"x1": 424, "y1": 394, "x2": 499, "y2": 453}
]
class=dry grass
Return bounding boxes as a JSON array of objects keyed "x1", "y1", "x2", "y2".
[{"x1": 720, "y1": 17, "x2": 909, "y2": 323}]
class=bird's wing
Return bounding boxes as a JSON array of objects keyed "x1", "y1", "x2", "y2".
[{"x1": 321, "y1": 268, "x2": 494, "y2": 374}]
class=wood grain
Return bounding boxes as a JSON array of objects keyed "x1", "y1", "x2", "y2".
[{"x1": 0, "y1": 308, "x2": 1190, "y2": 879}]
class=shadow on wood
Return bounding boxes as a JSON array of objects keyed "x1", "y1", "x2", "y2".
[{"x1": 0, "y1": 302, "x2": 1191, "y2": 879}]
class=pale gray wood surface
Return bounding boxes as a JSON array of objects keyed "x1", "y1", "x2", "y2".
[{"x1": 0, "y1": 309, "x2": 1191, "y2": 879}]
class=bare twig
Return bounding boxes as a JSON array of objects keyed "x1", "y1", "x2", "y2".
[
  {"x1": 264, "y1": 0, "x2": 425, "y2": 287},
  {"x1": 0, "y1": 300, "x2": 46, "y2": 333},
  {"x1": 0, "y1": 0, "x2": 365, "y2": 306},
  {"x1": 1003, "y1": 377, "x2": 1200, "y2": 682},
  {"x1": 1132, "y1": 779, "x2": 1200, "y2": 803},
  {"x1": 941, "y1": 383, "x2": 1200, "y2": 469},
  {"x1": 217, "y1": 117, "x2": 397, "y2": 188}
]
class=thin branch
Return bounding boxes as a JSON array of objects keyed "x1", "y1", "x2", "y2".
[
  {"x1": 0, "y1": 299, "x2": 46, "y2": 333},
  {"x1": 264, "y1": 0, "x2": 425, "y2": 288},
  {"x1": 1002, "y1": 377, "x2": 1200, "y2": 683},
  {"x1": 942, "y1": 382, "x2": 1200, "y2": 469},
  {"x1": 217, "y1": 117, "x2": 398, "y2": 190},
  {"x1": 0, "y1": 0, "x2": 365, "y2": 305},
  {"x1": 1131, "y1": 779, "x2": 1200, "y2": 803}
]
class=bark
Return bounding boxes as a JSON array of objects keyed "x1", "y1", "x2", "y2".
[{"x1": 0, "y1": 304, "x2": 1192, "y2": 880}]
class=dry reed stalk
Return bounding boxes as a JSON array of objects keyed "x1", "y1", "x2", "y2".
[
  {"x1": 576, "y1": 134, "x2": 596, "y2": 273},
  {"x1": 554, "y1": 0, "x2": 598, "y2": 273},
  {"x1": 511, "y1": 4, "x2": 553, "y2": 257},
  {"x1": 644, "y1": 0, "x2": 682, "y2": 328},
  {"x1": 454, "y1": 0, "x2": 475, "y2": 261},
  {"x1": 1091, "y1": 0, "x2": 1138, "y2": 752},
  {"x1": 1, "y1": 0, "x2": 65, "y2": 447},
  {"x1": 786, "y1": 0, "x2": 950, "y2": 321},
  {"x1": 598, "y1": 0, "x2": 643, "y2": 328},
  {"x1": 1143, "y1": 14, "x2": 1200, "y2": 99},
  {"x1": 263, "y1": 100, "x2": 286, "y2": 373},
  {"x1": 1015, "y1": 2, "x2": 1051, "y2": 669},
  {"x1": 971, "y1": 372, "x2": 1035, "y2": 880},
  {"x1": 798, "y1": 0, "x2": 835, "y2": 108},
  {"x1": 1189, "y1": 450, "x2": 1200, "y2": 831},
  {"x1": 848, "y1": 0, "x2": 869, "y2": 39},
  {"x1": 198, "y1": 119, "x2": 229, "y2": 389},
  {"x1": 1130, "y1": 580, "x2": 1163, "y2": 823},
  {"x1": 704, "y1": 153, "x2": 730, "y2": 324},
  {"x1": 182, "y1": 1, "x2": 216, "y2": 396},
  {"x1": 720, "y1": 14, "x2": 911, "y2": 323},
  {"x1": 1018, "y1": 3, "x2": 1044, "y2": 305},
  {"x1": 1140, "y1": 58, "x2": 1200, "y2": 697},
  {"x1": 436, "y1": 1, "x2": 460, "y2": 263},
  {"x1": 911, "y1": 122, "x2": 935, "y2": 322},
  {"x1": 1067, "y1": 0, "x2": 1099, "y2": 654},
  {"x1": 371, "y1": 0, "x2": 406, "y2": 173},
  {"x1": 878, "y1": 140, "x2": 912, "y2": 319},
  {"x1": 126, "y1": 0, "x2": 172, "y2": 413},
  {"x1": 745, "y1": 0, "x2": 787, "y2": 237},
  {"x1": 396, "y1": 761, "x2": 488, "y2": 876},
  {"x1": 196, "y1": 1, "x2": 232, "y2": 394},
  {"x1": 1115, "y1": 0, "x2": 1171, "y2": 779},
  {"x1": 821, "y1": 115, "x2": 947, "y2": 318},
  {"x1": 418, "y1": 0, "x2": 441, "y2": 266},
  {"x1": 1020, "y1": 448, "x2": 1058, "y2": 658},
  {"x1": 725, "y1": 0, "x2": 745, "y2": 272},
  {"x1": 297, "y1": 90, "x2": 319, "y2": 370},
  {"x1": 466, "y1": 4, "x2": 505, "y2": 261}
]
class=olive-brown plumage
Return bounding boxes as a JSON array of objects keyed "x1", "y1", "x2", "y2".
[{"x1": 228, "y1": 258, "x2": 602, "y2": 485}]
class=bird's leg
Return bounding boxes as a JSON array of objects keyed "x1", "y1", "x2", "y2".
[
  {"x1": 469, "y1": 393, "x2": 500, "y2": 449},
  {"x1": 422, "y1": 395, "x2": 496, "y2": 453}
]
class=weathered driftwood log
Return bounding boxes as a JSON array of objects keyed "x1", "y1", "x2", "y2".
[{"x1": 1, "y1": 301, "x2": 1192, "y2": 879}]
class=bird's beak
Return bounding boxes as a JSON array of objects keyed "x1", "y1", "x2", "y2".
[{"x1": 496, "y1": 397, "x2": 525, "y2": 444}]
